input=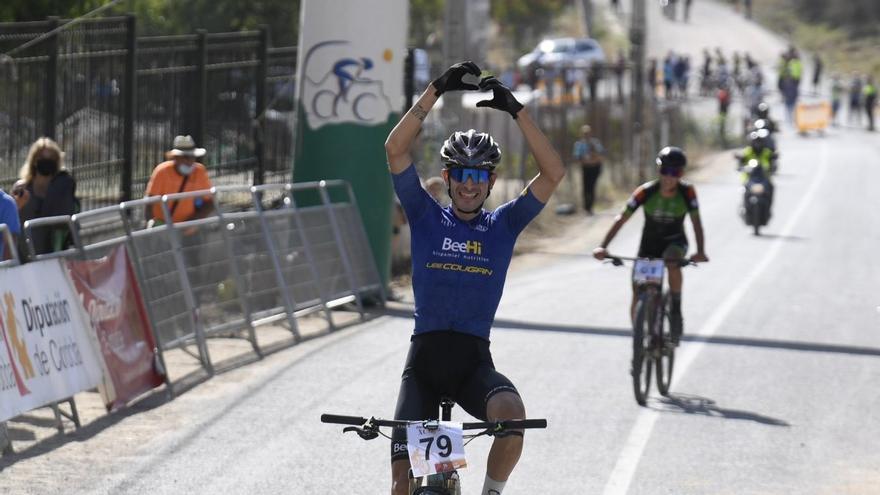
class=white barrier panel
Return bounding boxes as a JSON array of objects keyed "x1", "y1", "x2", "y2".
[{"x1": 0, "y1": 260, "x2": 103, "y2": 422}]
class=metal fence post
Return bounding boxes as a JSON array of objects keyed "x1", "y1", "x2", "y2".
[
  {"x1": 118, "y1": 203, "x2": 173, "y2": 396},
  {"x1": 195, "y1": 29, "x2": 207, "y2": 146},
  {"x1": 254, "y1": 26, "x2": 268, "y2": 186},
  {"x1": 284, "y1": 184, "x2": 336, "y2": 331},
  {"x1": 43, "y1": 16, "x2": 59, "y2": 138},
  {"x1": 211, "y1": 189, "x2": 262, "y2": 355},
  {"x1": 343, "y1": 181, "x2": 387, "y2": 304},
  {"x1": 249, "y1": 186, "x2": 304, "y2": 340},
  {"x1": 318, "y1": 181, "x2": 364, "y2": 318},
  {"x1": 122, "y1": 14, "x2": 136, "y2": 202},
  {"x1": 161, "y1": 196, "x2": 214, "y2": 375}
]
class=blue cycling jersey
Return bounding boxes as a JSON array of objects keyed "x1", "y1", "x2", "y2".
[{"x1": 392, "y1": 164, "x2": 544, "y2": 340}]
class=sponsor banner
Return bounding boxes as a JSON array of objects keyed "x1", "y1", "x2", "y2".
[
  {"x1": 66, "y1": 245, "x2": 164, "y2": 411},
  {"x1": 293, "y1": 0, "x2": 409, "y2": 286},
  {"x1": 0, "y1": 260, "x2": 103, "y2": 422},
  {"x1": 296, "y1": 0, "x2": 407, "y2": 131}
]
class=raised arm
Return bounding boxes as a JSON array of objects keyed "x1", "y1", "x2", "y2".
[
  {"x1": 476, "y1": 77, "x2": 565, "y2": 203},
  {"x1": 385, "y1": 62, "x2": 481, "y2": 174}
]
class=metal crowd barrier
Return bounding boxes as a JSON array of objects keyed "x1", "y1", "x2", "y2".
[
  {"x1": 20, "y1": 179, "x2": 385, "y2": 380},
  {"x1": 5, "y1": 179, "x2": 385, "y2": 456}
]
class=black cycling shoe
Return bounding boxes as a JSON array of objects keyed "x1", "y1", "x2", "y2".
[{"x1": 668, "y1": 311, "x2": 683, "y2": 346}]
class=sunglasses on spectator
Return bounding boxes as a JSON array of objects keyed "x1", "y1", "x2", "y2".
[
  {"x1": 659, "y1": 166, "x2": 684, "y2": 178},
  {"x1": 448, "y1": 167, "x2": 491, "y2": 184}
]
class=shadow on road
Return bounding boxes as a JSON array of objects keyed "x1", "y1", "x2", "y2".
[
  {"x1": 652, "y1": 393, "x2": 790, "y2": 427},
  {"x1": 752, "y1": 233, "x2": 809, "y2": 242},
  {"x1": 378, "y1": 305, "x2": 880, "y2": 358}
]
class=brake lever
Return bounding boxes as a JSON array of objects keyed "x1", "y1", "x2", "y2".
[{"x1": 342, "y1": 425, "x2": 379, "y2": 440}]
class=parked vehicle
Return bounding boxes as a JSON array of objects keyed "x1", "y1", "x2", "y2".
[{"x1": 516, "y1": 37, "x2": 606, "y2": 74}]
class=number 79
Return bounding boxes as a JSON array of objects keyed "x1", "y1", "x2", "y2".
[{"x1": 419, "y1": 434, "x2": 453, "y2": 460}]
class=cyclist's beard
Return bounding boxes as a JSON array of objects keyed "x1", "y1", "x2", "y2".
[{"x1": 449, "y1": 185, "x2": 491, "y2": 215}]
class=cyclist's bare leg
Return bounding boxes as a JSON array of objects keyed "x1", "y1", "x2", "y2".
[
  {"x1": 485, "y1": 391, "x2": 526, "y2": 482},
  {"x1": 667, "y1": 264, "x2": 682, "y2": 292},
  {"x1": 391, "y1": 459, "x2": 410, "y2": 495}
]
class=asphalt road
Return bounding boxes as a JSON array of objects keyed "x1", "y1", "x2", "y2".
[{"x1": 4, "y1": 2, "x2": 880, "y2": 494}]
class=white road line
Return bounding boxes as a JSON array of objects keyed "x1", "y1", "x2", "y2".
[{"x1": 601, "y1": 141, "x2": 829, "y2": 495}]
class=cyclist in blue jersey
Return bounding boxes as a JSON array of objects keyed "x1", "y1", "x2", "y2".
[{"x1": 384, "y1": 61, "x2": 565, "y2": 495}]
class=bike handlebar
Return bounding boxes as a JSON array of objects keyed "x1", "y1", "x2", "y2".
[
  {"x1": 321, "y1": 414, "x2": 547, "y2": 431},
  {"x1": 321, "y1": 414, "x2": 368, "y2": 426},
  {"x1": 604, "y1": 254, "x2": 696, "y2": 268}
]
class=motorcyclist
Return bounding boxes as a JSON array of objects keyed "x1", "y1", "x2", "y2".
[
  {"x1": 751, "y1": 101, "x2": 779, "y2": 132},
  {"x1": 751, "y1": 119, "x2": 777, "y2": 151},
  {"x1": 736, "y1": 130, "x2": 776, "y2": 214}
]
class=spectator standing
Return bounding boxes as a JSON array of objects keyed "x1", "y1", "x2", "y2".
[
  {"x1": 648, "y1": 58, "x2": 659, "y2": 98},
  {"x1": 811, "y1": 54, "x2": 823, "y2": 94},
  {"x1": 13, "y1": 137, "x2": 77, "y2": 258},
  {"x1": 572, "y1": 124, "x2": 605, "y2": 215},
  {"x1": 674, "y1": 55, "x2": 690, "y2": 98},
  {"x1": 717, "y1": 83, "x2": 732, "y2": 144},
  {"x1": 663, "y1": 53, "x2": 675, "y2": 98},
  {"x1": 587, "y1": 63, "x2": 601, "y2": 101},
  {"x1": 144, "y1": 135, "x2": 214, "y2": 226},
  {"x1": 614, "y1": 50, "x2": 626, "y2": 104},
  {"x1": 863, "y1": 77, "x2": 877, "y2": 131},
  {"x1": 848, "y1": 74, "x2": 863, "y2": 126},
  {"x1": 684, "y1": 0, "x2": 693, "y2": 22},
  {"x1": 830, "y1": 75, "x2": 843, "y2": 126}
]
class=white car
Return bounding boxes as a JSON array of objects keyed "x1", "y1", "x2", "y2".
[{"x1": 516, "y1": 37, "x2": 606, "y2": 72}]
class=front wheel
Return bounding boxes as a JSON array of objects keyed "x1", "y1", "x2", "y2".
[
  {"x1": 632, "y1": 293, "x2": 653, "y2": 406},
  {"x1": 751, "y1": 203, "x2": 761, "y2": 235},
  {"x1": 656, "y1": 292, "x2": 675, "y2": 396}
]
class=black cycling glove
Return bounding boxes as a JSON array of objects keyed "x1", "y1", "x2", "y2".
[
  {"x1": 476, "y1": 76, "x2": 524, "y2": 119},
  {"x1": 431, "y1": 61, "x2": 481, "y2": 97}
]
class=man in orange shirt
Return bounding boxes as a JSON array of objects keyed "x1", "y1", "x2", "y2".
[{"x1": 145, "y1": 135, "x2": 214, "y2": 225}]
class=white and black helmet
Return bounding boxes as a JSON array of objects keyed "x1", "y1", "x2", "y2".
[{"x1": 440, "y1": 129, "x2": 502, "y2": 169}]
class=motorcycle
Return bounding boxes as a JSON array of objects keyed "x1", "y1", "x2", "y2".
[{"x1": 739, "y1": 159, "x2": 772, "y2": 235}]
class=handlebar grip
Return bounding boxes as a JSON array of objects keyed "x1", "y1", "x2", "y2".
[
  {"x1": 321, "y1": 414, "x2": 367, "y2": 425},
  {"x1": 505, "y1": 419, "x2": 548, "y2": 429}
]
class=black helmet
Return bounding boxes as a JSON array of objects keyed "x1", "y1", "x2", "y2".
[
  {"x1": 441, "y1": 129, "x2": 501, "y2": 169},
  {"x1": 656, "y1": 146, "x2": 687, "y2": 169},
  {"x1": 756, "y1": 102, "x2": 770, "y2": 119},
  {"x1": 749, "y1": 129, "x2": 770, "y2": 149}
]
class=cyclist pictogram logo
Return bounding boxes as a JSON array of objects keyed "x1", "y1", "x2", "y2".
[{"x1": 301, "y1": 40, "x2": 395, "y2": 130}]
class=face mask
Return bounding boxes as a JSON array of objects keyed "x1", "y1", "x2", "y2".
[
  {"x1": 36, "y1": 158, "x2": 59, "y2": 176},
  {"x1": 177, "y1": 164, "x2": 194, "y2": 176}
]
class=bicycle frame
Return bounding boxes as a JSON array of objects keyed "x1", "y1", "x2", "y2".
[{"x1": 605, "y1": 255, "x2": 690, "y2": 405}]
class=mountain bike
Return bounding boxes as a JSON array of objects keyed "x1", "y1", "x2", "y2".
[
  {"x1": 606, "y1": 255, "x2": 695, "y2": 406},
  {"x1": 322, "y1": 398, "x2": 547, "y2": 494}
]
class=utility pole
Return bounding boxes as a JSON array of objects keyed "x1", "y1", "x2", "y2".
[
  {"x1": 630, "y1": 0, "x2": 647, "y2": 179},
  {"x1": 581, "y1": 0, "x2": 594, "y2": 36}
]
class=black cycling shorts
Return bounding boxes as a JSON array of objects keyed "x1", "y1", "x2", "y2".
[
  {"x1": 638, "y1": 231, "x2": 688, "y2": 259},
  {"x1": 390, "y1": 331, "x2": 519, "y2": 462}
]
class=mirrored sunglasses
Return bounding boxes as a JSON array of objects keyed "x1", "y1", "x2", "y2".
[
  {"x1": 448, "y1": 167, "x2": 491, "y2": 184},
  {"x1": 659, "y1": 166, "x2": 684, "y2": 178}
]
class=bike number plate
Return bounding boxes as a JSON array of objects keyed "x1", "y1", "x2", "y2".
[
  {"x1": 406, "y1": 421, "x2": 467, "y2": 478},
  {"x1": 632, "y1": 259, "x2": 665, "y2": 284}
]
